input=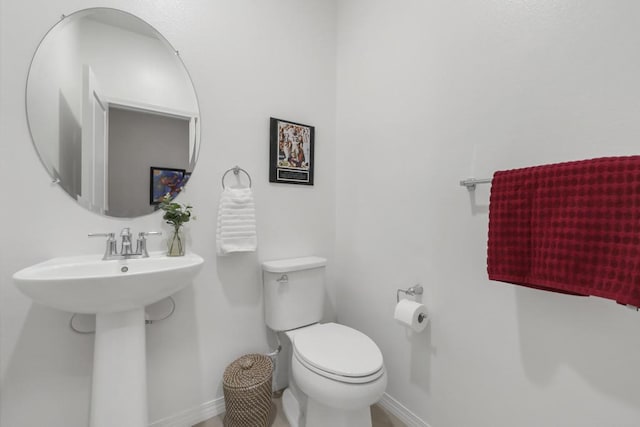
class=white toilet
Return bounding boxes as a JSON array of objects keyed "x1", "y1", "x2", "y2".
[{"x1": 262, "y1": 256, "x2": 387, "y2": 427}]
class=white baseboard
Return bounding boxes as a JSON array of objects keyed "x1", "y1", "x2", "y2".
[
  {"x1": 149, "y1": 396, "x2": 225, "y2": 427},
  {"x1": 378, "y1": 393, "x2": 430, "y2": 427}
]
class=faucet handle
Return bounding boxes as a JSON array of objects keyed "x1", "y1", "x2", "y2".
[
  {"x1": 88, "y1": 232, "x2": 117, "y2": 259},
  {"x1": 138, "y1": 231, "x2": 162, "y2": 238},
  {"x1": 88, "y1": 232, "x2": 115, "y2": 239},
  {"x1": 136, "y1": 231, "x2": 162, "y2": 257}
]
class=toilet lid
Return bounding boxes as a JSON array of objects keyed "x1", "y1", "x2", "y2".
[{"x1": 293, "y1": 323, "x2": 383, "y2": 378}]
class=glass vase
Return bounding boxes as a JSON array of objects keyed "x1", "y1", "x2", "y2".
[{"x1": 167, "y1": 228, "x2": 185, "y2": 256}]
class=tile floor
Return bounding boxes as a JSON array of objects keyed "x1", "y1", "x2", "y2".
[{"x1": 193, "y1": 394, "x2": 406, "y2": 427}]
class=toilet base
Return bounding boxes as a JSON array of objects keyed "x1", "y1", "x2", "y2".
[
  {"x1": 282, "y1": 388, "x2": 302, "y2": 427},
  {"x1": 281, "y1": 387, "x2": 372, "y2": 427},
  {"x1": 306, "y1": 399, "x2": 372, "y2": 427}
]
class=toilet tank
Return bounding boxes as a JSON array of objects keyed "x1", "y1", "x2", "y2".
[{"x1": 262, "y1": 256, "x2": 327, "y2": 332}]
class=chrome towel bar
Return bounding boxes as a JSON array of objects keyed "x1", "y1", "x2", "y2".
[{"x1": 459, "y1": 177, "x2": 492, "y2": 190}]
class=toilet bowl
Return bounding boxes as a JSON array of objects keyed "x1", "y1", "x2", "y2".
[{"x1": 285, "y1": 323, "x2": 387, "y2": 427}]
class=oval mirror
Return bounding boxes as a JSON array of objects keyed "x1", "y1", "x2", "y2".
[{"x1": 26, "y1": 8, "x2": 200, "y2": 218}]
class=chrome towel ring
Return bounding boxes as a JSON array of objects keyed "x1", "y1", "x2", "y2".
[{"x1": 222, "y1": 165, "x2": 252, "y2": 189}]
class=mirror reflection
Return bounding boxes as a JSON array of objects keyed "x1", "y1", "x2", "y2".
[{"x1": 26, "y1": 8, "x2": 200, "y2": 218}]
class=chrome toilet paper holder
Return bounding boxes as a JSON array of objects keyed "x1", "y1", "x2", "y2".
[{"x1": 396, "y1": 284, "x2": 426, "y2": 323}]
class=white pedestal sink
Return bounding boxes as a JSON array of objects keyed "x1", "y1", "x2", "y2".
[{"x1": 13, "y1": 252, "x2": 204, "y2": 427}]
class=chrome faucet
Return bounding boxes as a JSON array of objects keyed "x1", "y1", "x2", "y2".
[
  {"x1": 120, "y1": 227, "x2": 133, "y2": 256},
  {"x1": 89, "y1": 229, "x2": 162, "y2": 260}
]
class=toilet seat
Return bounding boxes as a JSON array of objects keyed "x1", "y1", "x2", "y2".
[{"x1": 292, "y1": 323, "x2": 384, "y2": 384}]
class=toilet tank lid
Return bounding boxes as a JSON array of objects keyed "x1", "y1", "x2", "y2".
[{"x1": 262, "y1": 256, "x2": 327, "y2": 273}]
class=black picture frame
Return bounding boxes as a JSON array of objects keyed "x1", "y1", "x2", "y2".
[
  {"x1": 269, "y1": 117, "x2": 315, "y2": 185},
  {"x1": 150, "y1": 167, "x2": 185, "y2": 204}
]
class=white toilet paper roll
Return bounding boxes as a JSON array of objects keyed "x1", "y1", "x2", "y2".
[{"x1": 394, "y1": 300, "x2": 429, "y2": 332}]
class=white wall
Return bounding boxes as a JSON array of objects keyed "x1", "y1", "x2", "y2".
[
  {"x1": 77, "y1": 16, "x2": 199, "y2": 113},
  {"x1": 0, "y1": 1, "x2": 336, "y2": 426},
  {"x1": 335, "y1": 1, "x2": 640, "y2": 426}
]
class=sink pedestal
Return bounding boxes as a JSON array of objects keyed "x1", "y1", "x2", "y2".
[{"x1": 90, "y1": 308, "x2": 147, "y2": 427}]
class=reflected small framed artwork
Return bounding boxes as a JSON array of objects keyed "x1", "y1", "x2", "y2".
[
  {"x1": 269, "y1": 117, "x2": 314, "y2": 185},
  {"x1": 150, "y1": 167, "x2": 185, "y2": 204}
]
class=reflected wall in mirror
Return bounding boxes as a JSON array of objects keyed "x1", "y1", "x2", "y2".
[{"x1": 26, "y1": 8, "x2": 200, "y2": 218}]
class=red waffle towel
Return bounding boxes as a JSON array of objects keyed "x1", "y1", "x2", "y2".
[{"x1": 487, "y1": 156, "x2": 640, "y2": 307}]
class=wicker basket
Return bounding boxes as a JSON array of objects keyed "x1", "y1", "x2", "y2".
[{"x1": 223, "y1": 353, "x2": 273, "y2": 427}]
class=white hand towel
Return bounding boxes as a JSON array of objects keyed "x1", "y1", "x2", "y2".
[{"x1": 216, "y1": 187, "x2": 257, "y2": 255}]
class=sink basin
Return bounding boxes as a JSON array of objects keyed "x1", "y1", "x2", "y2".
[{"x1": 13, "y1": 252, "x2": 204, "y2": 313}]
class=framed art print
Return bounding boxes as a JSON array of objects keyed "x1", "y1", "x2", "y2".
[
  {"x1": 269, "y1": 117, "x2": 314, "y2": 185},
  {"x1": 150, "y1": 167, "x2": 185, "y2": 204}
]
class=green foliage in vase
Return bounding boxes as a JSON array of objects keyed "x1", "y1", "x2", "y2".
[{"x1": 159, "y1": 199, "x2": 193, "y2": 230}]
